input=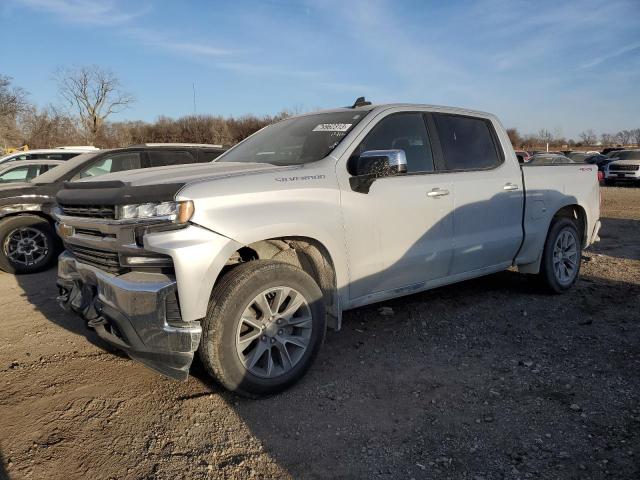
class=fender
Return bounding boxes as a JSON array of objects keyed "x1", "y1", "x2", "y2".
[{"x1": 176, "y1": 160, "x2": 351, "y2": 304}]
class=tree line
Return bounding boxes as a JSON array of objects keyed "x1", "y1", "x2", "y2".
[
  {"x1": 1, "y1": 66, "x2": 639, "y2": 152},
  {"x1": 0, "y1": 67, "x2": 288, "y2": 151},
  {"x1": 507, "y1": 127, "x2": 640, "y2": 151}
]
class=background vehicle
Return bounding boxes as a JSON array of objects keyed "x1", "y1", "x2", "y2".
[
  {"x1": 604, "y1": 150, "x2": 640, "y2": 185},
  {"x1": 0, "y1": 143, "x2": 225, "y2": 274},
  {"x1": 0, "y1": 146, "x2": 98, "y2": 165},
  {"x1": 584, "y1": 153, "x2": 613, "y2": 172},
  {"x1": 566, "y1": 152, "x2": 592, "y2": 162},
  {"x1": 55, "y1": 102, "x2": 601, "y2": 397},
  {"x1": 605, "y1": 149, "x2": 624, "y2": 158},
  {"x1": 0, "y1": 159, "x2": 64, "y2": 183},
  {"x1": 514, "y1": 150, "x2": 531, "y2": 163},
  {"x1": 527, "y1": 153, "x2": 576, "y2": 165},
  {"x1": 601, "y1": 147, "x2": 624, "y2": 156}
]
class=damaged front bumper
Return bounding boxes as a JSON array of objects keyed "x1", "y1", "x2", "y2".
[{"x1": 57, "y1": 251, "x2": 201, "y2": 380}]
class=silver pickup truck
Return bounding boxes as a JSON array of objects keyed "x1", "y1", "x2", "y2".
[{"x1": 55, "y1": 101, "x2": 601, "y2": 396}]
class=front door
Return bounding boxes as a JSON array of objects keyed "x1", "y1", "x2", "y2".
[{"x1": 339, "y1": 112, "x2": 455, "y2": 301}]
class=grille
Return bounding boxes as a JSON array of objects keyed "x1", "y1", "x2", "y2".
[
  {"x1": 59, "y1": 204, "x2": 116, "y2": 219},
  {"x1": 74, "y1": 228, "x2": 116, "y2": 239},
  {"x1": 66, "y1": 244, "x2": 123, "y2": 273},
  {"x1": 609, "y1": 163, "x2": 639, "y2": 172}
]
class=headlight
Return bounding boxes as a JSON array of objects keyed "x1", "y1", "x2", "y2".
[{"x1": 117, "y1": 200, "x2": 194, "y2": 223}]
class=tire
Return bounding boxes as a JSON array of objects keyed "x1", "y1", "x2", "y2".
[
  {"x1": 199, "y1": 260, "x2": 326, "y2": 397},
  {"x1": 537, "y1": 217, "x2": 582, "y2": 293},
  {"x1": 0, "y1": 215, "x2": 58, "y2": 274}
]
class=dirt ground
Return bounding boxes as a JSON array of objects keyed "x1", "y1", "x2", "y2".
[{"x1": 1, "y1": 186, "x2": 639, "y2": 480}]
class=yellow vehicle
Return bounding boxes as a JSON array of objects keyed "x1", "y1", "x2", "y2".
[{"x1": 2, "y1": 145, "x2": 29, "y2": 155}]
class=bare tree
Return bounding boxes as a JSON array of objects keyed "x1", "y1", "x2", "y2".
[
  {"x1": 616, "y1": 129, "x2": 633, "y2": 146},
  {"x1": 632, "y1": 128, "x2": 640, "y2": 147},
  {"x1": 0, "y1": 75, "x2": 30, "y2": 147},
  {"x1": 579, "y1": 129, "x2": 597, "y2": 145},
  {"x1": 506, "y1": 128, "x2": 522, "y2": 148},
  {"x1": 537, "y1": 128, "x2": 553, "y2": 145},
  {"x1": 55, "y1": 65, "x2": 134, "y2": 141},
  {"x1": 600, "y1": 133, "x2": 614, "y2": 146},
  {"x1": 20, "y1": 105, "x2": 83, "y2": 148}
]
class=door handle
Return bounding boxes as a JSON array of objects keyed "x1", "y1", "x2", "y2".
[
  {"x1": 427, "y1": 188, "x2": 450, "y2": 197},
  {"x1": 503, "y1": 183, "x2": 519, "y2": 191}
]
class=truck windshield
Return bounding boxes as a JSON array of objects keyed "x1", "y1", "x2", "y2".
[
  {"x1": 218, "y1": 111, "x2": 368, "y2": 166},
  {"x1": 613, "y1": 150, "x2": 640, "y2": 160}
]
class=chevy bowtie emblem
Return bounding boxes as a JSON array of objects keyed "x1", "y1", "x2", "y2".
[{"x1": 59, "y1": 223, "x2": 74, "y2": 238}]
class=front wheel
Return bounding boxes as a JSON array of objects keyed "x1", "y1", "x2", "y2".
[
  {"x1": 199, "y1": 260, "x2": 326, "y2": 397},
  {"x1": 0, "y1": 215, "x2": 58, "y2": 274},
  {"x1": 538, "y1": 217, "x2": 582, "y2": 293}
]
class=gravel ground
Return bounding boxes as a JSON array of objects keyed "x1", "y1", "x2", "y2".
[{"x1": 1, "y1": 186, "x2": 639, "y2": 480}]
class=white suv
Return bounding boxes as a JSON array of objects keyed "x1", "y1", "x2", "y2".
[
  {"x1": 604, "y1": 150, "x2": 640, "y2": 185},
  {"x1": 0, "y1": 146, "x2": 99, "y2": 166}
]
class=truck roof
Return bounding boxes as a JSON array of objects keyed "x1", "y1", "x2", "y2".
[{"x1": 294, "y1": 103, "x2": 498, "y2": 122}]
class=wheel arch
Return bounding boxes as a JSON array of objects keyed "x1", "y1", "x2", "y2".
[
  {"x1": 0, "y1": 210, "x2": 55, "y2": 226},
  {"x1": 221, "y1": 236, "x2": 342, "y2": 330},
  {"x1": 517, "y1": 202, "x2": 587, "y2": 275},
  {"x1": 552, "y1": 204, "x2": 587, "y2": 247}
]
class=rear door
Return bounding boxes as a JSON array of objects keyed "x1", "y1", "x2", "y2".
[{"x1": 430, "y1": 113, "x2": 524, "y2": 275}]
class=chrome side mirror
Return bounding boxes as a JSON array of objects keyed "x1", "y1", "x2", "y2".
[
  {"x1": 348, "y1": 149, "x2": 408, "y2": 194},
  {"x1": 349, "y1": 149, "x2": 408, "y2": 177}
]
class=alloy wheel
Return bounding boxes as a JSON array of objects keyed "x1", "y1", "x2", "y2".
[
  {"x1": 552, "y1": 229, "x2": 578, "y2": 285},
  {"x1": 3, "y1": 227, "x2": 49, "y2": 267},
  {"x1": 235, "y1": 286, "x2": 313, "y2": 378}
]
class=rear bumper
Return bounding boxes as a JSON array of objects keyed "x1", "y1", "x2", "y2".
[{"x1": 57, "y1": 251, "x2": 200, "y2": 380}]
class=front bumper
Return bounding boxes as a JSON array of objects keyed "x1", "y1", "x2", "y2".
[
  {"x1": 57, "y1": 251, "x2": 200, "y2": 380},
  {"x1": 605, "y1": 172, "x2": 640, "y2": 181}
]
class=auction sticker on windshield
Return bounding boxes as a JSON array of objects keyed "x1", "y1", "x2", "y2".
[{"x1": 313, "y1": 123, "x2": 352, "y2": 132}]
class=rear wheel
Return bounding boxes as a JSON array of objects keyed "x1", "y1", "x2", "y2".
[
  {"x1": 538, "y1": 217, "x2": 582, "y2": 293},
  {"x1": 0, "y1": 215, "x2": 57, "y2": 274},
  {"x1": 199, "y1": 260, "x2": 326, "y2": 397}
]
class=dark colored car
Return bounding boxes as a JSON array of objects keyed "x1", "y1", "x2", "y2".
[
  {"x1": 601, "y1": 147, "x2": 624, "y2": 156},
  {"x1": 0, "y1": 144, "x2": 225, "y2": 274},
  {"x1": 584, "y1": 154, "x2": 613, "y2": 172},
  {"x1": 514, "y1": 150, "x2": 531, "y2": 163}
]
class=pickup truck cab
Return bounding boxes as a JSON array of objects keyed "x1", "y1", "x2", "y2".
[{"x1": 55, "y1": 102, "x2": 601, "y2": 396}]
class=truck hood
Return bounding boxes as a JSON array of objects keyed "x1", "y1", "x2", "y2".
[
  {"x1": 57, "y1": 161, "x2": 298, "y2": 206},
  {"x1": 75, "y1": 161, "x2": 289, "y2": 187}
]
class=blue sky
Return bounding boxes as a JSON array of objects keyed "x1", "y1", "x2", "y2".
[{"x1": 1, "y1": 0, "x2": 639, "y2": 138}]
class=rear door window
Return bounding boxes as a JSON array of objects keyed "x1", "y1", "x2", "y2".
[
  {"x1": 432, "y1": 114, "x2": 503, "y2": 171},
  {"x1": 147, "y1": 150, "x2": 195, "y2": 167},
  {"x1": 0, "y1": 165, "x2": 31, "y2": 182}
]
